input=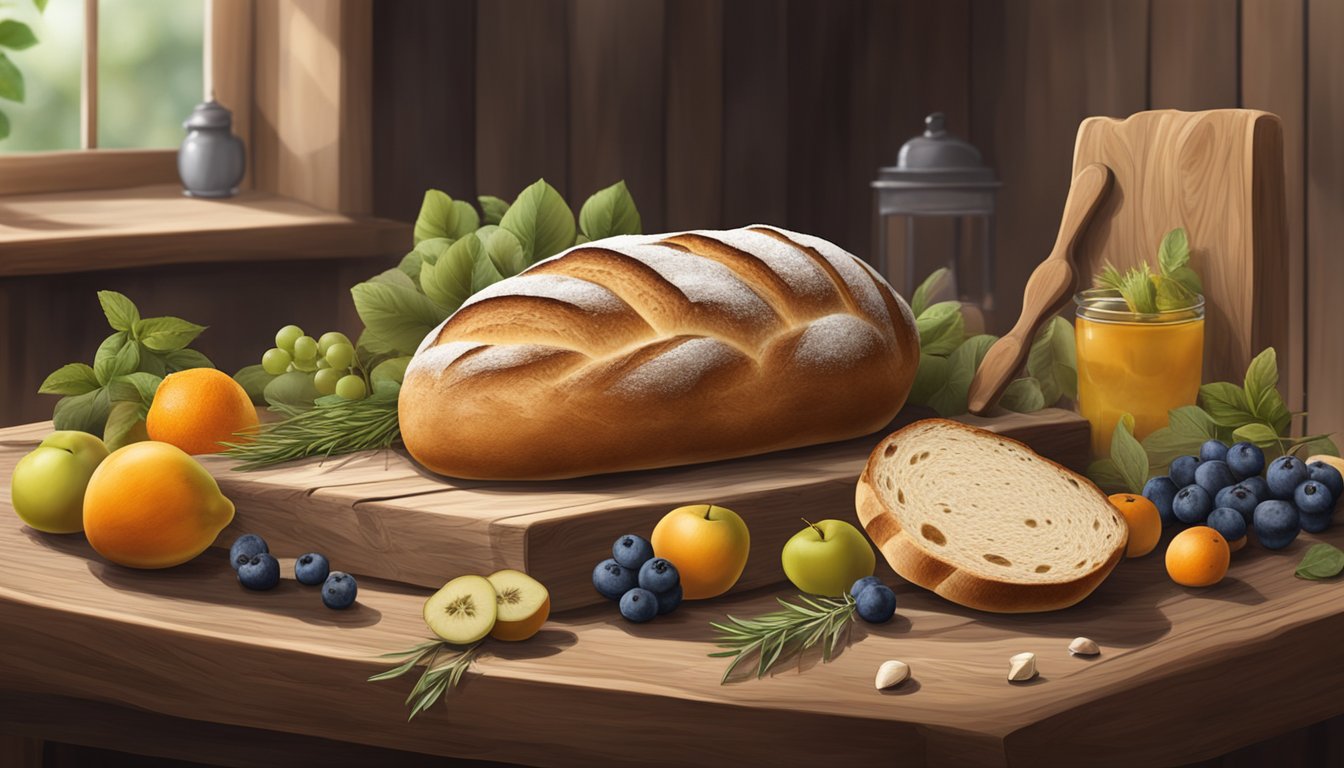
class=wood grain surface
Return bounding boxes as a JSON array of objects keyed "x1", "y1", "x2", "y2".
[
  {"x1": 1071, "y1": 109, "x2": 1290, "y2": 385},
  {"x1": 1, "y1": 420, "x2": 1342, "y2": 766}
]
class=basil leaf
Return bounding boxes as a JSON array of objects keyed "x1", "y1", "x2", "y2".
[
  {"x1": 1027, "y1": 316, "x2": 1076, "y2": 404},
  {"x1": 1086, "y1": 458, "x2": 1129, "y2": 494},
  {"x1": 915, "y1": 301, "x2": 964, "y2": 356},
  {"x1": 371, "y1": 267, "x2": 418, "y2": 290},
  {"x1": 0, "y1": 53, "x2": 24, "y2": 102},
  {"x1": 484, "y1": 228, "x2": 527, "y2": 279},
  {"x1": 93, "y1": 332, "x2": 139, "y2": 385},
  {"x1": 450, "y1": 200, "x2": 480, "y2": 239},
  {"x1": 575, "y1": 233, "x2": 590, "y2": 245},
  {"x1": 1168, "y1": 405, "x2": 1218, "y2": 439},
  {"x1": 351, "y1": 280, "x2": 450, "y2": 356},
  {"x1": 1233, "y1": 422, "x2": 1283, "y2": 458},
  {"x1": 500, "y1": 178, "x2": 576, "y2": 263},
  {"x1": 0, "y1": 21, "x2": 39, "y2": 51},
  {"x1": 162, "y1": 348, "x2": 213, "y2": 372},
  {"x1": 479, "y1": 195, "x2": 510, "y2": 226},
  {"x1": 1165, "y1": 265, "x2": 1203, "y2": 296},
  {"x1": 97, "y1": 290, "x2": 140, "y2": 332},
  {"x1": 232, "y1": 364, "x2": 274, "y2": 406},
  {"x1": 472, "y1": 248, "x2": 506, "y2": 293},
  {"x1": 1295, "y1": 543, "x2": 1344, "y2": 580},
  {"x1": 475, "y1": 224, "x2": 499, "y2": 242},
  {"x1": 1199, "y1": 382, "x2": 1256, "y2": 428},
  {"x1": 578, "y1": 180, "x2": 642, "y2": 241},
  {"x1": 414, "y1": 189, "x2": 457, "y2": 245},
  {"x1": 421, "y1": 235, "x2": 476, "y2": 313},
  {"x1": 53, "y1": 388, "x2": 110, "y2": 435},
  {"x1": 1141, "y1": 426, "x2": 1206, "y2": 474},
  {"x1": 1000, "y1": 377, "x2": 1045, "y2": 413},
  {"x1": 134, "y1": 316, "x2": 206, "y2": 352},
  {"x1": 1296, "y1": 436, "x2": 1341, "y2": 458},
  {"x1": 356, "y1": 328, "x2": 397, "y2": 358},
  {"x1": 911, "y1": 268, "x2": 951, "y2": 318},
  {"x1": 925, "y1": 334, "x2": 996, "y2": 417},
  {"x1": 263, "y1": 371, "x2": 319, "y2": 411},
  {"x1": 103, "y1": 400, "x2": 145, "y2": 452},
  {"x1": 114, "y1": 372, "x2": 162, "y2": 406},
  {"x1": 1157, "y1": 227, "x2": 1190, "y2": 274},
  {"x1": 1111, "y1": 413, "x2": 1149, "y2": 493},
  {"x1": 39, "y1": 363, "x2": 99, "y2": 396},
  {"x1": 1155, "y1": 275, "x2": 1198, "y2": 312},
  {"x1": 907, "y1": 353, "x2": 949, "y2": 406},
  {"x1": 1243, "y1": 347, "x2": 1284, "y2": 423}
]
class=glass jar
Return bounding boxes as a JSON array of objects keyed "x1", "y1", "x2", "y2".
[{"x1": 1075, "y1": 289, "x2": 1205, "y2": 457}]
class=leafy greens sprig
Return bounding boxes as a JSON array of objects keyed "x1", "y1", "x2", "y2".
[
  {"x1": 709, "y1": 593, "x2": 857, "y2": 683},
  {"x1": 1093, "y1": 227, "x2": 1203, "y2": 314},
  {"x1": 368, "y1": 638, "x2": 483, "y2": 721}
]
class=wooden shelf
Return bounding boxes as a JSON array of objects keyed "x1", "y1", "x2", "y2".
[{"x1": 0, "y1": 185, "x2": 411, "y2": 278}]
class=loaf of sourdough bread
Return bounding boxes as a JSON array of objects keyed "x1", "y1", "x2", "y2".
[
  {"x1": 856, "y1": 419, "x2": 1127, "y2": 613},
  {"x1": 399, "y1": 225, "x2": 920, "y2": 479}
]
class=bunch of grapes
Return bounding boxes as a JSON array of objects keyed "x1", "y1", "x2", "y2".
[{"x1": 261, "y1": 325, "x2": 368, "y2": 400}]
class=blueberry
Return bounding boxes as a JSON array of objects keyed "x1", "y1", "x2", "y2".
[
  {"x1": 1199, "y1": 439, "x2": 1230, "y2": 464},
  {"x1": 1239, "y1": 475, "x2": 1271, "y2": 502},
  {"x1": 1194, "y1": 460, "x2": 1236, "y2": 496},
  {"x1": 1214, "y1": 484, "x2": 1259, "y2": 524},
  {"x1": 229, "y1": 534, "x2": 268, "y2": 571},
  {"x1": 1308, "y1": 461, "x2": 1344, "y2": 500},
  {"x1": 1301, "y1": 510, "x2": 1333, "y2": 534},
  {"x1": 1266, "y1": 456, "x2": 1311, "y2": 500},
  {"x1": 1170, "y1": 455, "x2": 1202, "y2": 488},
  {"x1": 855, "y1": 584, "x2": 897, "y2": 624},
  {"x1": 612, "y1": 534, "x2": 654, "y2": 570},
  {"x1": 322, "y1": 571, "x2": 358, "y2": 609},
  {"x1": 1206, "y1": 508, "x2": 1247, "y2": 546},
  {"x1": 592, "y1": 558, "x2": 638, "y2": 601},
  {"x1": 1294, "y1": 480, "x2": 1335, "y2": 516},
  {"x1": 294, "y1": 552, "x2": 330, "y2": 586},
  {"x1": 237, "y1": 553, "x2": 280, "y2": 590},
  {"x1": 655, "y1": 583, "x2": 683, "y2": 615},
  {"x1": 1172, "y1": 484, "x2": 1213, "y2": 525},
  {"x1": 1143, "y1": 476, "x2": 1180, "y2": 527},
  {"x1": 1226, "y1": 442, "x2": 1266, "y2": 479},
  {"x1": 618, "y1": 588, "x2": 659, "y2": 623},
  {"x1": 638, "y1": 558, "x2": 680, "y2": 594},
  {"x1": 850, "y1": 575, "x2": 885, "y2": 599},
  {"x1": 1253, "y1": 500, "x2": 1301, "y2": 550}
]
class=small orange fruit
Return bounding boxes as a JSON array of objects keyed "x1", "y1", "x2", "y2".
[
  {"x1": 83, "y1": 441, "x2": 236, "y2": 569},
  {"x1": 1108, "y1": 493, "x2": 1161, "y2": 558},
  {"x1": 1165, "y1": 527, "x2": 1230, "y2": 587},
  {"x1": 146, "y1": 368, "x2": 258, "y2": 455}
]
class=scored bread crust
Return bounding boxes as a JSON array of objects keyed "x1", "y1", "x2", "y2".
[
  {"x1": 399, "y1": 225, "x2": 921, "y2": 480},
  {"x1": 856, "y1": 419, "x2": 1127, "y2": 613}
]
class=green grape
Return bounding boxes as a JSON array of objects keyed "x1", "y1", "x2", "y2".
[
  {"x1": 292, "y1": 357, "x2": 318, "y2": 373},
  {"x1": 314, "y1": 367, "x2": 343, "y2": 396},
  {"x1": 293, "y1": 335, "x2": 319, "y2": 361},
  {"x1": 316, "y1": 358, "x2": 330, "y2": 370},
  {"x1": 317, "y1": 331, "x2": 353, "y2": 357},
  {"x1": 324, "y1": 342, "x2": 355, "y2": 370},
  {"x1": 275, "y1": 324, "x2": 304, "y2": 353},
  {"x1": 335, "y1": 374, "x2": 367, "y2": 400},
  {"x1": 261, "y1": 348, "x2": 292, "y2": 375}
]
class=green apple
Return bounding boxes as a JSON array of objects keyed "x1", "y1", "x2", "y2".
[
  {"x1": 10, "y1": 431, "x2": 111, "y2": 533},
  {"x1": 781, "y1": 518, "x2": 876, "y2": 597}
]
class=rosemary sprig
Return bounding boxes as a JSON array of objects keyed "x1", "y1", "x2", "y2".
[
  {"x1": 221, "y1": 392, "x2": 401, "y2": 470},
  {"x1": 369, "y1": 638, "x2": 483, "y2": 720},
  {"x1": 709, "y1": 593, "x2": 857, "y2": 684}
]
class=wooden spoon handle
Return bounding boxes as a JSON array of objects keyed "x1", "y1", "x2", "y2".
[{"x1": 966, "y1": 163, "x2": 1113, "y2": 416}]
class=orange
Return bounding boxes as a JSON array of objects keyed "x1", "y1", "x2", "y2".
[
  {"x1": 83, "y1": 441, "x2": 236, "y2": 569},
  {"x1": 1165, "y1": 527, "x2": 1230, "y2": 587},
  {"x1": 651, "y1": 505, "x2": 750, "y2": 600},
  {"x1": 1108, "y1": 493, "x2": 1161, "y2": 558},
  {"x1": 146, "y1": 368, "x2": 259, "y2": 455}
]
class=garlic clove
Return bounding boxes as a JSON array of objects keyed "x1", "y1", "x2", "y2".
[
  {"x1": 875, "y1": 660, "x2": 910, "y2": 690},
  {"x1": 1069, "y1": 636, "x2": 1100, "y2": 656},
  {"x1": 1008, "y1": 652, "x2": 1037, "y2": 682}
]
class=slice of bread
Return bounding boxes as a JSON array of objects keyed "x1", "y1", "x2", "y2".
[{"x1": 856, "y1": 419, "x2": 1127, "y2": 613}]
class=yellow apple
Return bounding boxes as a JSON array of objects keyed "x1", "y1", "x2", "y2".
[
  {"x1": 650, "y1": 504, "x2": 750, "y2": 600},
  {"x1": 10, "y1": 431, "x2": 110, "y2": 533},
  {"x1": 780, "y1": 519, "x2": 876, "y2": 597}
]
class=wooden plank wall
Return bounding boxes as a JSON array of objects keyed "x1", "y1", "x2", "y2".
[{"x1": 372, "y1": 0, "x2": 1339, "y2": 437}]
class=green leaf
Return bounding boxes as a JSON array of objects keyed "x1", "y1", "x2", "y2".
[
  {"x1": 0, "y1": 53, "x2": 24, "y2": 103},
  {"x1": 911, "y1": 268, "x2": 951, "y2": 318},
  {"x1": 1140, "y1": 426, "x2": 1207, "y2": 474},
  {"x1": 1165, "y1": 265, "x2": 1203, "y2": 297},
  {"x1": 1232, "y1": 422, "x2": 1283, "y2": 459},
  {"x1": 371, "y1": 266, "x2": 418, "y2": 289},
  {"x1": 1157, "y1": 228, "x2": 1190, "y2": 274},
  {"x1": 263, "y1": 371, "x2": 320, "y2": 411},
  {"x1": 484, "y1": 227, "x2": 527, "y2": 279},
  {"x1": 1000, "y1": 377, "x2": 1046, "y2": 413},
  {"x1": 1155, "y1": 275, "x2": 1198, "y2": 312},
  {"x1": 0, "y1": 108, "x2": 9, "y2": 140},
  {"x1": 479, "y1": 195, "x2": 510, "y2": 226},
  {"x1": 1027, "y1": 316, "x2": 1076, "y2": 404},
  {"x1": 53, "y1": 388, "x2": 110, "y2": 435},
  {"x1": 578, "y1": 180, "x2": 642, "y2": 241},
  {"x1": 162, "y1": 347, "x2": 213, "y2": 372},
  {"x1": 34, "y1": 0, "x2": 49, "y2": 12},
  {"x1": 114, "y1": 372, "x2": 162, "y2": 406},
  {"x1": 472, "y1": 249, "x2": 506, "y2": 293},
  {"x1": 1199, "y1": 382, "x2": 1256, "y2": 428},
  {"x1": 1295, "y1": 436, "x2": 1340, "y2": 458},
  {"x1": 1086, "y1": 458, "x2": 1128, "y2": 494},
  {"x1": 450, "y1": 200, "x2": 480, "y2": 239},
  {"x1": 39, "y1": 363, "x2": 99, "y2": 396},
  {"x1": 499, "y1": 178, "x2": 576, "y2": 263},
  {"x1": 907, "y1": 353, "x2": 948, "y2": 406},
  {"x1": 1168, "y1": 405, "x2": 1219, "y2": 439},
  {"x1": 915, "y1": 301, "x2": 964, "y2": 356},
  {"x1": 103, "y1": 400, "x2": 144, "y2": 452},
  {"x1": 400, "y1": 238, "x2": 453, "y2": 289},
  {"x1": 134, "y1": 316, "x2": 206, "y2": 352},
  {"x1": 925, "y1": 334, "x2": 996, "y2": 417},
  {"x1": 1295, "y1": 543, "x2": 1344, "y2": 580},
  {"x1": 1110, "y1": 413, "x2": 1149, "y2": 493},
  {"x1": 413, "y1": 189, "x2": 457, "y2": 245},
  {"x1": 233, "y1": 364, "x2": 274, "y2": 406},
  {"x1": 1242, "y1": 348, "x2": 1287, "y2": 428},
  {"x1": 0, "y1": 21, "x2": 38, "y2": 51},
  {"x1": 351, "y1": 280, "x2": 450, "y2": 356},
  {"x1": 93, "y1": 332, "x2": 139, "y2": 385},
  {"x1": 97, "y1": 291, "x2": 140, "y2": 332},
  {"x1": 420, "y1": 234, "x2": 477, "y2": 313}
]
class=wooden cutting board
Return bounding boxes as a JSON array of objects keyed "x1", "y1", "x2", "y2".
[{"x1": 0, "y1": 408, "x2": 1088, "y2": 611}]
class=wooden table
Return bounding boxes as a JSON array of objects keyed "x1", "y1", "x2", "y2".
[{"x1": 1, "y1": 421, "x2": 1343, "y2": 767}]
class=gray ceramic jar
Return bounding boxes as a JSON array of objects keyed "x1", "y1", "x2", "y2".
[{"x1": 178, "y1": 100, "x2": 245, "y2": 198}]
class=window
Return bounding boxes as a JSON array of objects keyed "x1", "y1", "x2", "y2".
[{"x1": 0, "y1": 0, "x2": 204, "y2": 152}]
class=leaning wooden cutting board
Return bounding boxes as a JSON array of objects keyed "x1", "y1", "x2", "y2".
[{"x1": 0, "y1": 409, "x2": 1087, "y2": 611}]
